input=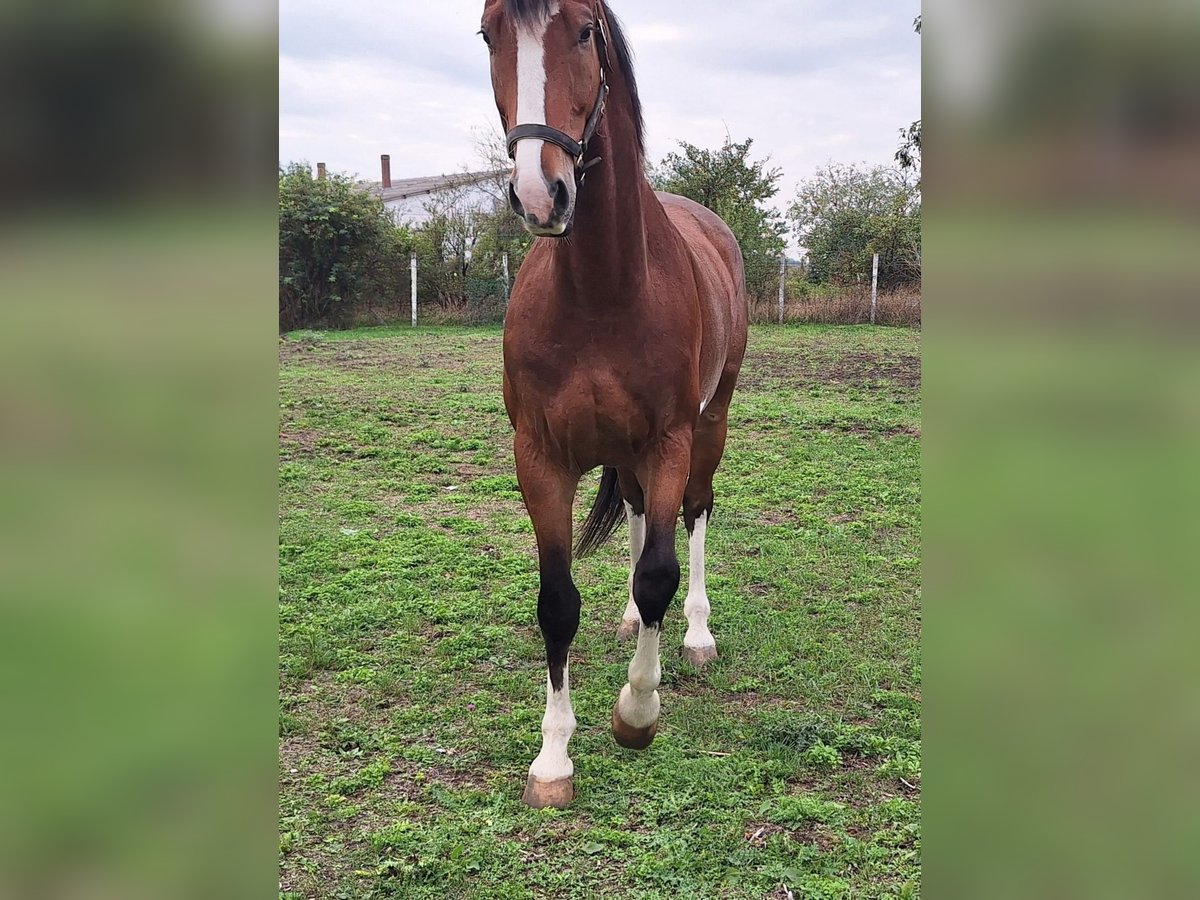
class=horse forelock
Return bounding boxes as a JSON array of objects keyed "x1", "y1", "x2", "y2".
[{"x1": 503, "y1": 0, "x2": 558, "y2": 27}]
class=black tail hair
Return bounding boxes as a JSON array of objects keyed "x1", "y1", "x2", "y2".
[{"x1": 574, "y1": 466, "x2": 625, "y2": 558}]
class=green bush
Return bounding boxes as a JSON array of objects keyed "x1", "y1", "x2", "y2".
[{"x1": 278, "y1": 162, "x2": 412, "y2": 330}]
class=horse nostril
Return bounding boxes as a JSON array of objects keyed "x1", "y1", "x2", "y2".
[
  {"x1": 551, "y1": 179, "x2": 570, "y2": 216},
  {"x1": 508, "y1": 181, "x2": 525, "y2": 218}
]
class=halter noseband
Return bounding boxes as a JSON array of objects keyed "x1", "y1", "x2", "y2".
[{"x1": 505, "y1": 7, "x2": 611, "y2": 183}]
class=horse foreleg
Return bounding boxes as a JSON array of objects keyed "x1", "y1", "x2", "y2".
[
  {"x1": 612, "y1": 435, "x2": 691, "y2": 749},
  {"x1": 516, "y1": 445, "x2": 580, "y2": 808}
]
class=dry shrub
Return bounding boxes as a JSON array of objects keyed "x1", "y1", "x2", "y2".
[
  {"x1": 750, "y1": 285, "x2": 921, "y2": 326},
  {"x1": 341, "y1": 296, "x2": 508, "y2": 328},
  {"x1": 345, "y1": 287, "x2": 920, "y2": 329},
  {"x1": 418, "y1": 298, "x2": 508, "y2": 325}
]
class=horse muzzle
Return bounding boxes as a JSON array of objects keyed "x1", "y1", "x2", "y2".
[{"x1": 508, "y1": 175, "x2": 575, "y2": 237}]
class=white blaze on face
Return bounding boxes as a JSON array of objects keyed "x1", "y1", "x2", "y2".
[{"x1": 512, "y1": 2, "x2": 560, "y2": 223}]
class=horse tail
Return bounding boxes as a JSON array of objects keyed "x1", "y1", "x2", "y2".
[{"x1": 574, "y1": 466, "x2": 625, "y2": 559}]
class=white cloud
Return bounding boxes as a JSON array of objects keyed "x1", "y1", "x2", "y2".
[
  {"x1": 279, "y1": 0, "x2": 920, "y2": 238},
  {"x1": 627, "y1": 23, "x2": 691, "y2": 45}
]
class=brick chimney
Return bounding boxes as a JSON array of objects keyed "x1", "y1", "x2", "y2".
[
  {"x1": 316, "y1": 162, "x2": 326, "y2": 180},
  {"x1": 381, "y1": 154, "x2": 392, "y2": 189}
]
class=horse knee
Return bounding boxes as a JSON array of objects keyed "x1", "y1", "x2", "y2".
[
  {"x1": 538, "y1": 580, "x2": 580, "y2": 644},
  {"x1": 632, "y1": 548, "x2": 680, "y2": 627}
]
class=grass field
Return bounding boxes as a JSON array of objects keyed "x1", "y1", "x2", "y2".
[{"x1": 279, "y1": 324, "x2": 921, "y2": 899}]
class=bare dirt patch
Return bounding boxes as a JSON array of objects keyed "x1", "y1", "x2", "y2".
[
  {"x1": 818, "y1": 352, "x2": 920, "y2": 390},
  {"x1": 738, "y1": 347, "x2": 920, "y2": 392},
  {"x1": 842, "y1": 754, "x2": 883, "y2": 772},
  {"x1": 790, "y1": 822, "x2": 842, "y2": 852},
  {"x1": 822, "y1": 422, "x2": 921, "y2": 438},
  {"x1": 278, "y1": 338, "x2": 321, "y2": 366},
  {"x1": 735, "y1": 348, "x2": 809, "y2": 391},
  {"x1": 279, "y1": 427, "x2": 319, "y2": 458},
  {"x1": 380, "y1": 759, "x2": 490, "y2": 802},
  {"x1": 759, "y1": 509, "x2": 799, "y2": 526}
]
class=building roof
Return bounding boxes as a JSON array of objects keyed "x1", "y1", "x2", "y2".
[{"x1": 364, "y1": 170, "x2": 505, "y2": 203}]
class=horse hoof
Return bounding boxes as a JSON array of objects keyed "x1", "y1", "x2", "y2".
[
  {"x1": 682, "y1": 644, "x2": 718, "y2": 667},
  {"x1": 612, "y1": 703, "x2": 658, "y2": 750},
  {"x1": 617, "y1": 618, "x2": 640, "y2": 641},
  {"x1": 522, "y1": 774, "x2": 574, "y2": 809}
]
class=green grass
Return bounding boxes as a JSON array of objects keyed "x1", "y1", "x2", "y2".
[{"x1": 279, "y1": 324, "x2": 921, "y2": 899}]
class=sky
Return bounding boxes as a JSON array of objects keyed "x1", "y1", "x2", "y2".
[{"x1": 279, "y1": 0, "x2": 920, "y2": 238}]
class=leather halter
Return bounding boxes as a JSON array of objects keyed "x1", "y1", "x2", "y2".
[{"x1": 505, "y1": 7, "x2": 611, "y2": 183}]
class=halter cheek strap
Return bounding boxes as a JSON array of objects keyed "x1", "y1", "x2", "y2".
[{"x1": 505, "y1": 6, "x2": 611, "y2": 183}]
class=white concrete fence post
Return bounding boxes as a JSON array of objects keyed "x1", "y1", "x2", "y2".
[
  {"x1": 870, "y1": 253, "x2": 879, "y2": 325},
  {"x1": 410, "y1": 252, "x2": 417, "y2": 327},
  {"x1": 778, "y1": 255, "x2": 787, "y2": 325}
]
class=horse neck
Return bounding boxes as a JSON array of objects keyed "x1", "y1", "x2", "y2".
[{"x1": 550, "y1": 101, "x2": 658, "y2": 301}]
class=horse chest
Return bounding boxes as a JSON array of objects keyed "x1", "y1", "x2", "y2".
[{"x1": 508, "y1": 350, "x2": 690, "y2": 463}]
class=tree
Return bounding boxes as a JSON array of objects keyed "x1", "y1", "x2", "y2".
[
  {"x1": 410, "y1": 185, "x2": 494, "y2": 310},
  {"x1": 278, "y1": 162, "x2": 407, "y2": 330},
  {"x1": 789, "y1": 163, "x2": 920, "y2": 288},
  {"x1": 471, "y1": 124, "x2": 518, "y2": 210},
  {"x1": 651, "y1": 137, "x2": 788, "y2": 299},
  {"x1": 896, "y1": 15, "x2": 921, "y2": 172},
  {"x1": 895, "y1": 120, "x2": 921, "y2": 172}
]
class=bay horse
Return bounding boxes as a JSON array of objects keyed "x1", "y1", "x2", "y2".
[{"x1": 480, "y1": 0, "x2": 748, "y2": 808}]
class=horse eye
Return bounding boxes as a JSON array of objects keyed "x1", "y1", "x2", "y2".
[
  {"x1": 478, "y1": 29, "x2": 492, "y2": 48},
  {"x1": 578, "y1": 26, "x2": 593, "y2": 44}
]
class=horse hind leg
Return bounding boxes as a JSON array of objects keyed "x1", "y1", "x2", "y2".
[
  {"x1": 681, "y1": 498, "x2": 717, "y2": 667},
  {"x1": 613, "y1": 440, "x2": 689, "y2": 749},
  {"x1": 613, "y1": 617, "x2": 661, "y2": 749},
  {"x1": 617, "y1": 468, "x2": 645, "y2": 641},
  {"x1": 681, "y1": 408, "x2": 729, "y2": 667}
]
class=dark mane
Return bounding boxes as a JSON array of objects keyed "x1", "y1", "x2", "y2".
[
  {"x1": 504, "y1": 0, "x2": 645, "y2": 159},
  {"x1": 600, "y1": 4, "x2": 645, "y2": 158}
]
